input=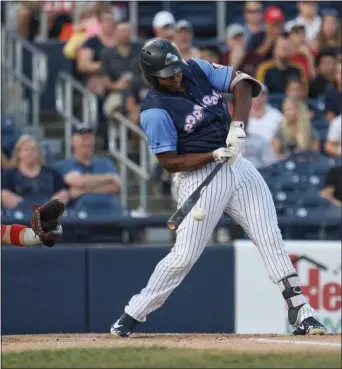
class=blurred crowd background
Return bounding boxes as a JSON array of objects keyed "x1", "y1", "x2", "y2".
[{"x1": 1, "y1": 1, "x2": 341, "y2": 244}]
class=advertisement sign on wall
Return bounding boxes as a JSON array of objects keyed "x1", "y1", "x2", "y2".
[{"x1": 235, "y1": 241, "x2": 341, "y2": 334}]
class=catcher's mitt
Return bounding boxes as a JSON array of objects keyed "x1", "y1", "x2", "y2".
[{"x1": 31, "y1": 199, "x2": 65, "y2": 247}]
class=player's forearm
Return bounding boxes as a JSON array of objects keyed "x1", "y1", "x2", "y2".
[
  {"x1": 1, "y1": 225, "x2": 41, "y2": 246},
  {"x1": 231, "y1": 80, "x2": 253, "y2": 124},
  {"x1": 160, "y1": 152, "x2": 215, "y2": 173}
]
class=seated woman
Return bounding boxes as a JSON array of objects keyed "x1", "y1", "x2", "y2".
[
  {"x1": 1, "y1": 135, "x2": 69, "y2": 209},
  {"x1": 272, "y1": 98, "x2": 320, "y2": 160}
]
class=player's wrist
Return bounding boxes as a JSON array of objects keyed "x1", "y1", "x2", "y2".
[{"x1": 231, "y1": 121, "x2": 245, "y2": 129}]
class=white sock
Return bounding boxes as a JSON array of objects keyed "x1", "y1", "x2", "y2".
[{"x1": 23, "y1": 228, "x2": 41, "y2": 245}]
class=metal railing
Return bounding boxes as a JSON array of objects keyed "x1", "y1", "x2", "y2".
[
  {"x1": 55, "y1": 72, "x2": 98, "y2": 158},
  {"x1": 1, "y1": 26, "x2": 47, "y2": 136},
  {"x1": 108, "y1": 112, "x2": 156, "y2": 214}
]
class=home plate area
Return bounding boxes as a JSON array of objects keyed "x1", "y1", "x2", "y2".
[{"x1": 2, "y1": 333, "x2": 341, "y2": 354}]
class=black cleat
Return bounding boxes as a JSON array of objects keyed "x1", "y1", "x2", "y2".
[
  {"x1": 293, "y1": 317, "x2": 326, "y2": 335},
  {"x1": 110, "y1": 313, "x2": 138, "y2": 337}
]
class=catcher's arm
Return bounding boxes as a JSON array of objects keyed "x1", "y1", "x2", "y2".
[{"x1": 1, "y1": 224, "x2": 41, "y2": 246}]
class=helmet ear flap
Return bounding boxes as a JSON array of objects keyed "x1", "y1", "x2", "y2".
[{"x1": 144, "y1": 74, "x2": 158, "y2": 87}]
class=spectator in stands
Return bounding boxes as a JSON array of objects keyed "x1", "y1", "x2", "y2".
[
  {"x1": 63, "y1": 5, "x2": 101, "y2": 60},
  {"x1": 101, "y1": 22, "x2": 142, "y2": 117},
  {"x1": 325, "y1": 114, "x2": 341, "y2": 157},
  {"x1": 199, "y1": 44, "x2": 222, "y2": 64},
  {"x1": 311, "y1": 9, "x2": 341, "y2": 53},
  {"x1": 76, "y1": 8, "x2": 117, "y2": 93},
  {"x1": 1, "y1": 135, "x2": 69, "y2": 209},
  {"x1": 243, "y1": 2, "x2": 264, "y2": 43},
  {"x1": 285, "y1": 2, "x2": 321, "y2": 43},
  {"x1": 247, "y1": 84, "x2": 283, "y2": 144},
  {"x1": 173, "y1": 20, "x2": 200, "y2": 60},
  {"x1": 16, "y1": 1, "x2": 41, "y2": 40},
  {"x1": 285, "y1": 78, "x2": 307, "y2": 101},
  {"x1": 272, "y1": 98, "x2": 320, "y2": 160},
  {"x1": 221, "y1": 23, "x2": 263, "y2": 76},
  {"x1": 256, "y1": 36, "x2": 307, "y2": 94},
  {"x1": 324, "y1": 62, "x2": 342, "y2": 122},
  {"x1": 243, "y1": 129, "x2": 277, "y2": 169},
  {"x1": 288, "y1": 24, "x2": 316, "y2": 80},
  {"x1": 125, "y1": 71, "x2": 149, "y2": 127},
  {"x1": 248, "y1": 5, "x2": 285, "y2": 61},
  {"x1": 309, "y1": 49, "x2": 335, "y2": 98},
  {"x1": 320, "y1": 165, "x2": 341, "y2": 207},
  {"x1": 152, "y1": 11, "x2": 175, "y2": 41},
  {"x1": 57, "y1": 126, "x2": 120, "y2": 209}
]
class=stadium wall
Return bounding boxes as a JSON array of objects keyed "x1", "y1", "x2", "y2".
[
  {"x1": 2, "y1": 246, "x2": 235, "y2": 335},
  {"x1": 3, "y1": 242, "x2": 340, "y2": 335}
]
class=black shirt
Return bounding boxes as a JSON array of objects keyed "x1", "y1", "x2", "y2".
[
  {"x1": 309, "y1": 75, "x2": 332, "y2": 98},
  {"x1": 256, "y1": 60, "x2": 306, "y2": 94},
  {"x1": 100, "y1": 42, "x2": 142, "y2": 82},
  {"x1": 2, "y1": 166, "x2": 67, "y2": 201},
  {"x1": 324, "y1": 166, "x2": 342, "y2": 202},
  {"x1": 324, "y1": 86, "x2": 342, "y2": 117},
  {"x1": 248, "y1": 31, "x2": 274, "y2": 61}
]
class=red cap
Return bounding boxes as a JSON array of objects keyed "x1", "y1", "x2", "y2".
[{"x1": 264, "y1": 6, "x2": 285, "y2": 23}]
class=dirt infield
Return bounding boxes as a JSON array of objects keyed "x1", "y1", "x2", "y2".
[{"x1": 3, "y1": 333, "x2": 341, "y2": 354}]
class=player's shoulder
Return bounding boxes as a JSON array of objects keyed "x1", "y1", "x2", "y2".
[{"x1": 140, "y1": 87, "x2": 165, "y2": 113}]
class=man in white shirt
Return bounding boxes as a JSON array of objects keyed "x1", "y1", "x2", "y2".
[
  {"x1": 247, "y1": 85, "x2": 284, "y2": 143},
  {"x1": 325, "y1": 114, "x2": 341, "y2": 157},
  {"x1": 285, "y1": 2, "x2": 321, "y2": 43}
]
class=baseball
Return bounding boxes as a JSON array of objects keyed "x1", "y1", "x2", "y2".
[{"x1": 191, "y1": 208, "x2": 206, "y2": 221}]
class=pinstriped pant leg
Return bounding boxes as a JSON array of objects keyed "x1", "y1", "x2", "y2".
[
  {"x1": 225, "y1": 156, "x2": 296, "y2": 284},
  {"x1": 125, "y1": 163, "x2": 234, "y2": 322}
]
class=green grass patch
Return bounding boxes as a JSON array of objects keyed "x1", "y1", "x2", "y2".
[{"x1": 3, "y1": 346, "x2": 341, "y2": 368}]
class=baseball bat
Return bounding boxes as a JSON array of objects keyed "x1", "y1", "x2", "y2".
[{"x1": 167, "y1": 161, "x2": 225, "y2": 231}]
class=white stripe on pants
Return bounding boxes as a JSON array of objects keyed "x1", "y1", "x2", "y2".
[{"x1": 125, "y1": 155, "x2": 298, "y2": 323}]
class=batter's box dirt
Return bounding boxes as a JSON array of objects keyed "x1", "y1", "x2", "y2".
[{"x1": 2, "y1": 333, "x2": 341, "y2": 354}]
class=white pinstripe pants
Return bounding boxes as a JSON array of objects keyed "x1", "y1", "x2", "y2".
[{"x1": 125, "y1": 155, "x2": 299, "y2": 323}]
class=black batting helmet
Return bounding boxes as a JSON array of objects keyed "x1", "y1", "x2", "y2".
[{"x1": 140, "y1": 38, "x2": 188, "y2": 87}]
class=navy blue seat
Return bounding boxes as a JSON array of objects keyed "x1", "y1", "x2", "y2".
[
  {"x1": 297, "y1": 193, "x2": 333, "y2": 210},
  {"x1": 328, "y1": 156, "x2": 341, "y2": 167},
  {"x1": 73, "y1": 195, "x2": 122, "y2": 213}
]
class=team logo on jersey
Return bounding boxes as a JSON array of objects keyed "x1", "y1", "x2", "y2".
[
  {"x1": 184, "y1": 90, "x2": 221, "y2": 133},
  {"x1": 210, "y1": 62, "x2": 225, "y2": 69},
  {"x1": 165, "y1": 53, "x2": 178, "y2": 66}
]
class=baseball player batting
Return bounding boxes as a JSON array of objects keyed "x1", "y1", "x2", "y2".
[{"x1": 111, "y1": 38, "x2": 325, "y2": 337}]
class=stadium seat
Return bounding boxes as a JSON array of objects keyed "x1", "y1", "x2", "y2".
[
  {"x1": 297, "y1": 193, "x2": 333, "y2": 211},
  {"x1": 73, "y1": 194, "x2": 122, "y2": 213}
]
